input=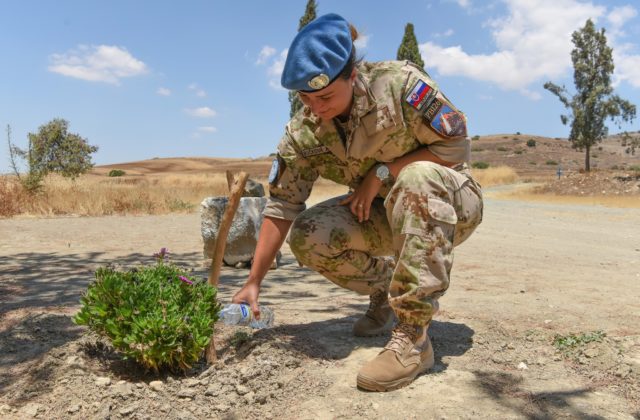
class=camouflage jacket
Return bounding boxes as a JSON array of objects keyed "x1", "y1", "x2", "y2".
[{"x1": 264, "y1": 60, "x2": 471, "y2": 220}]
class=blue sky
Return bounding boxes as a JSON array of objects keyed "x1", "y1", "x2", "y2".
[{"x1": 1, "y1": 0, "x2": 639, "y2": 172}]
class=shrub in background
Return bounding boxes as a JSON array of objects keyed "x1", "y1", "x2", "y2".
[
  {"x1": 526, "y1": 139, "x2": 536, "y2": 147},
  {"x1": 108, "y1": 169, "x2": 126, "y2": 177},
  {"x1": 472, "y1": 161, "x2": 490, "y2": 169},
  {"x1": 74, "y1": 249, "x2": 220, "y2": 372}
]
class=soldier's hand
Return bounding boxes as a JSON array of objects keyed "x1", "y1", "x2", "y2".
[
  {"x1": 232, "y1": 282, "x2": 262, "y2": 319},
  {"x1": 339, "y1": 170, "x2": 382, "y2": 223}
]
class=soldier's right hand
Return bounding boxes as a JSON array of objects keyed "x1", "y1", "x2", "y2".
[{"x1": 232, "y1": 281, "x2": 261, "y2": 319}]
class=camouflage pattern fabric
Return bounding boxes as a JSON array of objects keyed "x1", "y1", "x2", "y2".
[
  {"x1": 290, "y1": 161, "x2": 482, "y2": 325},
  {"x1": 266, "y1": 60, "x2": 483, "y2": 326}
]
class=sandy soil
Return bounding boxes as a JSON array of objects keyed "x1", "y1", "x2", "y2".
[{"x1": 1, "y1": 189, "x2": 639, "y2": 419}]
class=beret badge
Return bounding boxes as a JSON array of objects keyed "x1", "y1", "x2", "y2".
[{"x1": 308, "y1": 74, "x2": 330, "y2": 90}]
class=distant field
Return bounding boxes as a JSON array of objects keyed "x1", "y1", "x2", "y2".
[{"x1": 2, "y1": 133, "x2": 638, "y2": 217}]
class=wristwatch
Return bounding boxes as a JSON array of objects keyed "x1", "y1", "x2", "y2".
[{"x1": 375, "y1": 164, "x2": 394, "y2": 185}]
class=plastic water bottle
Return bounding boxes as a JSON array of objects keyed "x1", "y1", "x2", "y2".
[{"x1": 219, "y1": 303, "x2": 274, "y2": 329}]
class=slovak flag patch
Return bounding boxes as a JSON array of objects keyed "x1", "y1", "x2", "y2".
[{"x1": 405, "y1": 79, "x2": 435, "y2": 111}]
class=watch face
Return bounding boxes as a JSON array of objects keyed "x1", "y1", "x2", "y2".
[{"x1": 376, "y1": 164, "x2": 390, "y2": 181}]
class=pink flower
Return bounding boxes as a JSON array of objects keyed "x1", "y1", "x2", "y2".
[{"x1": 178, "y1": 276, "x2": 193, "y2": 285}]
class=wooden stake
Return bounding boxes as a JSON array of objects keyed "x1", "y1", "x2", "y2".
[{"x1": 205, "y1": 171, "x2": 249, "y2": 363}]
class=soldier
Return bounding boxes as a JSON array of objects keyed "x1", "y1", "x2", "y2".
[{"x1": 232, "y1": 13, "x2": 483, "y2": 391}]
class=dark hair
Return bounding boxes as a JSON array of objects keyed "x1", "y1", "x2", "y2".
[{"x1": 338, "y1": 23, "x2": 362, "y2": 80}]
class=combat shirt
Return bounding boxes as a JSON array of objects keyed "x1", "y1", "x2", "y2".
[{"x1": 264, "y1": 60, "x2": 472, "y2": 221}]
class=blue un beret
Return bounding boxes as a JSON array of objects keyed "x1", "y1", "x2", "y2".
[{"x1": 281, "y1": 13, "x2": 353, "y2": 92}]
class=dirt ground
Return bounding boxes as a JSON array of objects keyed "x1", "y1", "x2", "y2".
[{"x1": 1, "y1": 187, "x2": 639, "y2": 419}]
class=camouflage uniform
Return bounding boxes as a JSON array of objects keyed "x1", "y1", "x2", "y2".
[{"x1": 264, "y1": 61, "x2": 483, "y2": 325}]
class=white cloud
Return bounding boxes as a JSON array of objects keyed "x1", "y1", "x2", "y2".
[
  {"x1": 266, "y1": 49, "x2": 288, "y2": 89},
  {"x1": 607, "y1": 5, "x2": 637, "y2": 31},
  {"x1": 185, "y1": 107, "x2": 217, "y2": 118},
  {"x1": 354, "y1": 34, "x2": 370, "y2": 50},
  {"x1": 198, "y1": 126, "x2": 217, "y2": 133},
  {"x1": 256, "y1": 46, "x2": 277, "y2": 65},
  {"x1": 157, "y1": 87, "x2": 171, "y2": 96},
  {"x1": 434, "y1": 29, "x2": 455, "y2": 38},
  {"x1": 420, "y1": 0, "x2": 608, "y2": 97},
  {"x1": 188, "y1": 83, "x2": 207, "y2": 97},
  {"x1": 457, "y1": 0, "x2": 472, "y2": 9},
  {"x1": 48, "y1": 45, "x2": 147, "y2": 84}
]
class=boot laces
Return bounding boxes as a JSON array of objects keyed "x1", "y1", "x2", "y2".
[{"x1": 384, "y1": 323, "x2": 419, "y2": 353}]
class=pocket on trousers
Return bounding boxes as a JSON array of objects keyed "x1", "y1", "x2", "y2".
[{"x1": 427, "y1": 197, "x2": 458, "y2": 225}]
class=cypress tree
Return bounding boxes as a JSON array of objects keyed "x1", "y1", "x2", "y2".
[
  {"x1": 397, "y1": 23, "x2": 424, "y2": 68},
  {"x1": 544, "y1": 19, "x2": 636, "y2": 171},
  {"x1": 288, "y1": 0, "x2": 318, "y2": 117}
]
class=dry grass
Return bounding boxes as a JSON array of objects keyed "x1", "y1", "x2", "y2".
[
  {"x1": 1, "y1": 173, "x2": 231, "y2": 217},
  {"x1": 471, "y1": 165, "x2": 520, "y2": 187},
  {"x1": 0, "y1": 172, "x2": 350, "y2": 218},
  {"x1": 494, "y1": 188, "x2": 640, "y2": 208}
]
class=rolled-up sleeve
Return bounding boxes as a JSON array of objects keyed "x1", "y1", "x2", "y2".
[{"x1": 263, "y1": 127, "x2": 319, "y2": 221}]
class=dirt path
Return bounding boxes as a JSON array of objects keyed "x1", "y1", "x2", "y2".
[{"x1": 1, "y1": 192, "x2": 639, "y2": 419}]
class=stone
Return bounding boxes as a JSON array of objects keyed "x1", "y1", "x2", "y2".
[
  {"x1": 205, "y1": 386, "x2": 220, "y2": 397},
  {"x1": 235, "y1": 384, "x2": 250, "y2": 395},
  {"x1": 113, "y1": 382, "x2": 134, "y2": 398},
  {"x1": 184, "y1": 378, "x2": 200, "y2": 387},
  {"x1": 201, "y1": 196, "x2": 281, "y2": 267},
  {"x1": 517, "y1": 362, "x2": 528, "y2": 370},
  {"x1": 95, "y1": 376, "x2": 111, "y2": 387},
  {"x1": 149, "y1": 381, "x2": 164, "y2": 392},
  {"x1": 67, "y1": 403, "x2": 81, "y2": 413},
  {"x1": 0, "y1": 404, "x2": 12, "y2": 415},
  {"x1": 20, "y1": 403, "x2": 43, "y2": 417},
  {"x1": 177, "y1": 388, "x2": 197, "y2": 398},
  {"x1": 243, "y1": 178, "x2": 265, "y2": 197},
  {"x1": 583, "y1": 348, "x2": 599, "y2": 358},
  {"x1": 119, "y1": 403, "x2": 138, "y2": 416}
]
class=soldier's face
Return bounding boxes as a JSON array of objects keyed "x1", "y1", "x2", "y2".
[{"x1": 298, "y1": 70, "x2": 356, "y2": 120}]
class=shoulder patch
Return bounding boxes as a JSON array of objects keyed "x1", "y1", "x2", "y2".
[
  {"x1": 405, "y1": 78, "x2": 437, "y2": 112},
  {"x1": 268, "y1": 155, "x2": 286, "y2": 185},
  {"x1": 429, "y1": 102, "x2": 467, "y2": 138}
]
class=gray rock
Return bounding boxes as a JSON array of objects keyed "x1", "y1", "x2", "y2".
[
  {"x1": 201, "y1": 197, "x2": 281, "y2": 266},
  {"x1": 177, "y1": 388, "x2": 197, "y2": 398},
  {"x1": 243, "y1": 178, "x2": 265, "y2": 197}
]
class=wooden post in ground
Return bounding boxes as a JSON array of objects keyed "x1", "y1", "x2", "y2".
[{"x1": 205, "y1": 171, "x2": 249, "y2": 363}]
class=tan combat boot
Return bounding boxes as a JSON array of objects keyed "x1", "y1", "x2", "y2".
[
  {"x1": 352, "y1": 288, "x2": 395, "y2": 337},
  {"x1": 356, "y1": 323, "x2": 434, "y2": 391}
]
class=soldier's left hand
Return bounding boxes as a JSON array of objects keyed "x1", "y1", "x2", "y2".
[{"x1": 339, "y1": 169, "x2": 382, "y2": 222}]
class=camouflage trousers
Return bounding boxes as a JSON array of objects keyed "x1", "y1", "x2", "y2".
[{"x1": 289, "y1": 161, "x2": 483, "y2": 326}]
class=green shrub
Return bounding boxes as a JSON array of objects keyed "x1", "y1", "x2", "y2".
[
  {"x1": 166, "y1": 198, "x2": 195, "y2": 212},
  {"x1": 553, "y1": 330, "x2": 606, "y2": 355},
  {"x1": 472, "y1": 135, "x2": 480, "y2": 140},
  {"x1": 497, "y1": 147, "x2": 508, "y2": 152},
  {"x1": 472, "y1": 161, "x2": 490, "y2": 169},
  {"x1": 546, "y1": 160, "x2": 558, "y2": 165},
  {"x1": 514, "y1": 149, "x2": 524, "y2": 155},
  {"x1": 108, "y1": 169, "x2": 126, "y2": 177},
  {"x1": 630, "y1": 165, "x2": 640, "y2": 172},
  {"x1": 526, "y1": 139, "x2": 536, "y2": 147},
  {"x1": 74, "y1": 249, "x2": 220, "y2": 372}
]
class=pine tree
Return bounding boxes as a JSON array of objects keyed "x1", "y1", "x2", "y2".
[
  {"x1": 544, "y1": 19, "x2": 636, "y2": 171},
  {"x1": 288, "y1": 0, "x2": 317, "y2": 117},
  {"x1": 397, "y1": 23, "x2": 424, "y2": 69}
]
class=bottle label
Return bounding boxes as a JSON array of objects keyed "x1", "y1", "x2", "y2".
[{"x1": 240, "y1": 304, "x2": 249, "y2": 320}]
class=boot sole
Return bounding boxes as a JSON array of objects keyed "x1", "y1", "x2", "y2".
[{"x1": 356, "y1": 357, "x2": 434, "y2": 392}]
